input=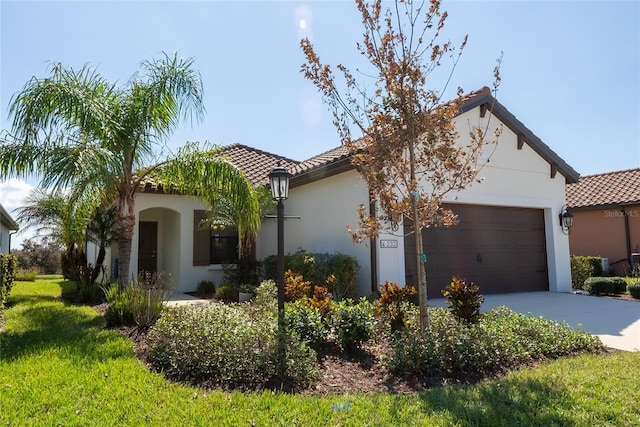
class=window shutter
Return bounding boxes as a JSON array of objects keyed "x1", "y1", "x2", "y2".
[{"x1": 193, "y1": 210, "x2": 210, "y2": 266}]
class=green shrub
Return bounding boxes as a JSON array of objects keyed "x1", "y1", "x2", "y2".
[
  {"x1": 196, "y1": 280, "x2": 216, "y2": 294},
  {"x1": 147, "y1": 303, "x2": 319, "y2": 391},
  {"x1": 628, "y1": 281, "x2": 640, "y2": 299},
  {"x1": 0, "y1": 254, "x2": 18, "y2": 307},
  {"x1": 128, "y1": 272, "x2": 176, "y2": 328},
  {"x1": 103, "y1": 283, "x2": 134, "y2": 327},
  {"x1": 584, "y1": 277, "x2": 627, "y2": 295},
  {"x1": 284, "y1": 300, "x2": 328, "y2": 351},
  {"x1": 215, "y1": 284, "x2": 238, "y2": 302},
  {"x1": 263, "y1": 249, "x2": 360, "y2": 300},
  {"x1": 254, "y1": 279, "x2": 277, "y2": 315},
  {"x1": 442, "y1": 276, "x2": 484, "y2": 324},
  {"x1": 14, "y1": 268, "x2": 37, "y2": 282},
  {"x1": 331, "y1": 297, "x2": 374, "y2": 353},
  {"x1": 571, "y1": 255, "x2": 603, "y2": 290},
  {"x1": 326, "y1": 252, "x2": 360, "y2": 301},
  {"x1": 387, "y1": 306, "x2": 603, "y2": 380},
  {"x1": 222, "y1": 257, "x2": 262, "y2": 289},
  {"x1": 102, "y1": 272, "x2": 176, "y2": 328}
]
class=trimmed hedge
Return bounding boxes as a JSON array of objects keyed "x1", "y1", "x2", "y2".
[
  {"x1": 263, "y1": 249, "x2": 360, "y2": 300},
  {"x1": 628, "y1": 282, "x2": 640, "y2": 299},
  {"x1": 583, "y1": 276, "x2": 627, "y2": 295},
  {"x1": 0, "y1": 254, "x2": 18, "y2": 307},
  {"x1": 570, "y1": 256, "x2": 602, "y2": 290}
]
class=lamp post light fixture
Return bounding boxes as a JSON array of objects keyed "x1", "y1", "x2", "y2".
[
  {"x1": 269, "y1": 165, "x2": 290, "y2": 381},
  {"x1": 559, "y1": 205, "x2": 574, "y2": 235}
]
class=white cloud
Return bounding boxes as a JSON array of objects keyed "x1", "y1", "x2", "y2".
[{"x1": 0, "y1": 179, "x2": 34, "y2": 213}]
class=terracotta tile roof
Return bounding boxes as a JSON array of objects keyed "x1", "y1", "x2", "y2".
[
  {"x1": 144, "y1": 87, "x2": 578, "y2": 192},
  {"x1": 290, "y1": 145, "x2": 351, "y2": 175},
  {"x1": 566, "y1": 168, "x2": 640, "y2": 209},
  {"x1": 219, "y1": 143, "x2": 300, "y2": 186}
]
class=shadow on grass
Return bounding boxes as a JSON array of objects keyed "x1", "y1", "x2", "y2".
[
  {"x1": 1, "y1": 283, "x2": 131, "y2": 363},
  {"x1": 410, "y1": 376, "x2": 575, "y2": 426}
]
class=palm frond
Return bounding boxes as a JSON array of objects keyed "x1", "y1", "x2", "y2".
[{"x1": 151, "y1": 143, "x2": 262, "y2": 245}]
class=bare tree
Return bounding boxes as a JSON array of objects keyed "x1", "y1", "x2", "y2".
[{"x1": 301, "y1": 0, "x2": 501, "y2": 327}]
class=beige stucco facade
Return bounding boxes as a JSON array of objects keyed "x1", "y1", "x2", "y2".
[
  {"x1": 103, "y1": 90, "x2": 577, "y2": 295},
  {"x1": 569, "y1": 205, "x2": 640, "y2": 275}
]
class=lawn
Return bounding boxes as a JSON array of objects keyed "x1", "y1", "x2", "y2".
[{"x1": 1, "y1": 278, "x2": 639, "y2": 426}]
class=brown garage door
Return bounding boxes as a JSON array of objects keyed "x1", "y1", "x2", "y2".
[{"x1": 404, "y1": 204, "x2": 548, "y2": 295}]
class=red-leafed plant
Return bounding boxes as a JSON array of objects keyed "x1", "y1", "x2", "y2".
[{"x1": 442, "y1": 276, "x2": 484, "y2": 323}]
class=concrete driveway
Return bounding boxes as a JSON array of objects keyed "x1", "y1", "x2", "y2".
[{"x1": 431, "y1": 292, "x2": 639, "y2": 352}]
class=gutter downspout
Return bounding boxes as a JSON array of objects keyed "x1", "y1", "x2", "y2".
[
  {"x1": 369, "y1": 196, "x2": 378, "y2": 294},
  {"x1": 622, "y1": 207, "x2": 632, "y2": 268},
  {"x1": 8, "y1": 229, "x2": 18, "y2": 254}
]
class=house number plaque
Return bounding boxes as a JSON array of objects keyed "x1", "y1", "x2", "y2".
[{"x1": 379, "y1": 239, "x2": 398, "y2": 248}]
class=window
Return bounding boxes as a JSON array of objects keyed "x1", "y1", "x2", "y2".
[
  {"x1": 193, "y1": 210, "x2": 240, "y2": 266},
  {"x1": 210, "y1": 227, "x2": 239, "y2": 264}
]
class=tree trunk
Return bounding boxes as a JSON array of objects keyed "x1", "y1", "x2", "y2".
[
  {"x1": 408, "y1": 141, "x2": 429, "y2": 329},
  {"x1": 90, "y1": 245, "x2": 107, "y2": 285},
  {"x1": 116, "y1": 195, "x2": 136, "y2": 289}
]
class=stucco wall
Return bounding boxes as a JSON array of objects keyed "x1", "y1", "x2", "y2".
[
  {"x1": 256, "y1": 169, "x2": 374, "y2": 296},
  {"x1": 0, "y1": 226, "x2": 8, "y2": 254},
  {"x1": 375, "y1": 106, "x2": 573, "y2": 293},
  {"x1": 130, "y1": 193, "x2": 218, "y2": 293},
  {"x1": 569, "y1": 205, "x2": 640, "y2": 275}
]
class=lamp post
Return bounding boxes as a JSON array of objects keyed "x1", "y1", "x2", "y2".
[{"x1": 269, "y1": 165, "x2": 290, "y2": 380}]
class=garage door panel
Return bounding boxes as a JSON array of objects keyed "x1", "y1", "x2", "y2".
[{"x1": 405, "y1": 204, "x2": 548, "y2": 295}]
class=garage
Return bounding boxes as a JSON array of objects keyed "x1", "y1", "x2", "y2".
[{"x1": 404, "y1": 204, "x2": 549, "y2": 295}]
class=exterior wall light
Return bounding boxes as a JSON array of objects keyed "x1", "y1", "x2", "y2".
[{"x1": 559, "y1": 205, "x2": 573, "y2": 234}]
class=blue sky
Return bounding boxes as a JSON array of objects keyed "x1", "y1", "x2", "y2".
[{"x1": 1, "y1": 0, "x2": 639, "y2": 246}]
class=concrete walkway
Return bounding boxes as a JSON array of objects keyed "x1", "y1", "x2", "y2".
[
  {"x1": 166, "y1": 293, "x2": 210, "y2": 307},
  {"x1": 431, "y1": 292, "x2": 640, "y2": 352}
]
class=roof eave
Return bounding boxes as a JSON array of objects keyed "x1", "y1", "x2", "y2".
[
  {"x1": 290, "y1": 157, "x2": 355, "y2": 188},
  {"x1": 0, "y1": 205, "x2": 18, "y2": 231},
  {"x1": 459, "y1": 92, "x2": 580, "y2": 184}
]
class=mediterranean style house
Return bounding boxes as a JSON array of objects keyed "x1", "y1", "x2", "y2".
[
  {"x1": 0, "y1": 203, "x2": 18, "y2": 254},
  {"x1": 109, "y1": 87, "x2": 578, "y2": 295},
  {"x1": 566, "y1": 168, "x2": 640, "y2": 275}
]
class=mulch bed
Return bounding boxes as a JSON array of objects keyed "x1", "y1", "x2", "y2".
[{"x1": 108, "y1": 319, "x2": 430, "y2": 395}]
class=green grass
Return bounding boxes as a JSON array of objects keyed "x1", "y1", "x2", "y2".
[{"x1": 1, "y1": 279, "x2": 639, "y2": 426}]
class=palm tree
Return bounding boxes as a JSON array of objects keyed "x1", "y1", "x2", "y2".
[
  {"x1": 15, "y1": 188, "x2": 115, "y2": 294},
  {"x1": 1, "y1": 53, "x2": 261, "y2": 286}
]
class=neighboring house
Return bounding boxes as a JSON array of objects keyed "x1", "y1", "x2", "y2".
[
  {"x1": 566, "y1": 168, "x2": 640, "y2": 275},
  {"x1": 112, "y1": 87, "x2": 578, "y2": 295},
  {"x1": 0, "y1": 203, "x2": 19, "y2": 254}
]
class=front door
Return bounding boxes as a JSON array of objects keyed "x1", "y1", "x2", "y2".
[{"x1": 138, "y1": 221, "x2": 158, "y2": 275}]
